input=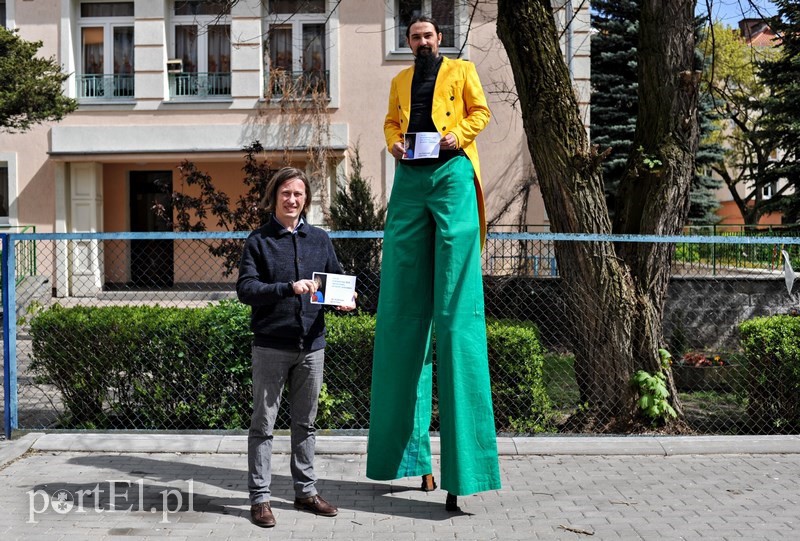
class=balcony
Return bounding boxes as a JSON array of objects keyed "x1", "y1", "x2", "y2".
[
  {"x1": 266, "y1": 69, "x2": 329, "y2": 100},
  {"x1": 169, "y1": 72, "x2": 231, "y2": 99},
  {"x1": 78, "y1": 74, "x2": 134, "y2": 100}
]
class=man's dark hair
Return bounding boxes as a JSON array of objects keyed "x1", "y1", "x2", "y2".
[
  {"x1": 406, "y1": 15, "x2": 441, "y2": 39},
  {"x1": 261, "y1": 166, "x2": 312, "y2": 215}
]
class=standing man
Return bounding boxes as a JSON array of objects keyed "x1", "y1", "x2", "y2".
[
  {"x1": 237, "y1": 167, "x2": 353, "y2": 528},
  {"x1": 366, "y1": 16, "x2": 501, "y2": 511}
]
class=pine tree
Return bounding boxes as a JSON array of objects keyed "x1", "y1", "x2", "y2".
[
  {"x1": 591, "y1": 2, "x2": 723, "y2": 222},
  {"x1": 689, "y1": 92, "x2": 726, "y2": 223},
  {"x1": 328, "y1": 145, "x2": 386, "y2": 233},
  {"x1": 0, "y1": 27, "x2": 77, "y2": 132},
  {"x1": 757, "y1": 0, "x2": 800, "y2": 222},
  {"x1": 327, "y1": 145, "x2": 386, "y2": 311},
  {"x1": 590, "y1": 0, "x2": 639, "y2": 214}
]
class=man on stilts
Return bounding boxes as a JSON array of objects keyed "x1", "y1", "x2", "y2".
[{"x1": 366, "y1": 15, "x2": 501, "y2": 512}]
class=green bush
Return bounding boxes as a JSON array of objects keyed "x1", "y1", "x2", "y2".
[
  {"x1": 30, "y1": 303, "x2": 553, "y2": 432},
  {"x1": 322, "y1": 312, "x2": 376, "y2": 428},
  {"x1": 486, "y1": 318, "x2": 553, "y2": 433},
  {"x1": 739, "y1": 315, "x2": 800, "y2": 433},
  {"x1": 324, "y1": 314, "x2": 555, "y2": 433},
  {"x1": 30, "y1": 301, "x2": 253, "y2": 429}
]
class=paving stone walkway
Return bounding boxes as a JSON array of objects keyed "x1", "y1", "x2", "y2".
[{"x1": 0, "y1": 434, "x2": 798, "y2": 540}]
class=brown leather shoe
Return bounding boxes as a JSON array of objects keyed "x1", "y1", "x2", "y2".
[
  {"x1": 293, "y1": 494, "x2": 338, "y2": 517},
  {"x1": 250, "y1": 502, "x2": 276, "y2": 527}
]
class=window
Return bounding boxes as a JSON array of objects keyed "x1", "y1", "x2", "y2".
[
  {"x1": 1, "y1": 1, "x2": 7, "y2": 28},
  {"x1": 762, "y1": 182, "x2": 775, "y2": 200},
  {"x1": 389, "y1": 0, "x2": 465, "y2": 55},
  {"x1": 77, "y1": 2, "x2": 135, "y2": 99},
  {"x1": 171, "y1": 1, "x2": 231, "y2": 98},
  {"x1": 0, "y1": 164, "x2": 8, "y2": 219},
  {"x1": 0, "y1": 152, "x2": 16, "y2": 225},
  {"x1": 265, "y1": 0, "x2": 330, "y2": 99}
]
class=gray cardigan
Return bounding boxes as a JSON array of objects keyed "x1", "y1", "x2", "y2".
[{"x1": 236, "y1": 217, "x2": 343, "y2": 351}]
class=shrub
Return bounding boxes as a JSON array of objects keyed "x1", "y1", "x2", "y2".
[
  {"x1": 324, "y1": 314, "x2": 555, "y2": 433},
  {"x1": 30, "y1": 301, "x2": 253, "y2": 429},
  {"x1": 739, "y1": 315, "x2": 800, "y2": 433},
  {"x1": 30, "y1": 303, "x2": 553, "y2": 432},
  {"x1": 486, "y1": 319, "x2": 554, "y2": 433},
  {"x1": 323, "y1": 312, "x2": 376, "y2": 428}
]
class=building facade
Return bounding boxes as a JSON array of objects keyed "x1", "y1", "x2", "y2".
[{"x1": 0, "y1": 0, "x2": 590, "y2": 295}]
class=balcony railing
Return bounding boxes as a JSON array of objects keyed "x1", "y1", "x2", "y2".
[
  {"x1": 78, "y1": 74, "x2": 135, "y2": 99},
  {"x1": 169, "y1": 72, "x2": 232, "y2": 99},
  {"x1": 266, "y1": 70, "x2": 329, "y2": 100},
  {"x1": 0, "y1": 225, "x2": 37, "y2": 287}
]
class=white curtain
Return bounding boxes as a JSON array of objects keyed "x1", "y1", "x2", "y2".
[
  {"x1": 207, "y1": 25, "x2": 231, "y2": 73},
  {"x1": 175, "y1": 25, "x2": 198, "y2": 73},
  {"x1": 114, "y1": 27, "x2": 134, "y2": 74}
]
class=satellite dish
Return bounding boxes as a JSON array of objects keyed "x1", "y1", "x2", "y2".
[{"x1": 781, "y1": 250, "x2": 796, "y2": 295}]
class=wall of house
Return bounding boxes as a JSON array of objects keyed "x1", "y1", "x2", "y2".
[
  {"x1": 0, "y1": 0, "x2": 593, "y2": 291},
  {"x1": 717, "y1": 200, "x2": 784, "y2": 225},
  {"x1": 1, "y1": 1, "x2": 594, "y2": 230}
]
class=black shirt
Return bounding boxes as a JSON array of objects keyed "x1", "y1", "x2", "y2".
[{"x1": 405, "y1": 56, "x2": 465, "y2": 167}]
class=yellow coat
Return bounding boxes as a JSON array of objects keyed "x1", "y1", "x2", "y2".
[{"x1": 384, "y1": 56, "x2": 491, "y2": 246}]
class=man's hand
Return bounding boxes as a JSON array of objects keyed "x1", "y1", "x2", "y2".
[
  {"x1": 391, "y1": 141, "x2": 405, "y2": 160},
  {"x1": 292, "y1": 279, "x2": 318, "y2": 295},
  {"x1": 335, "y1": 292, "x2": 358, "y2": 312},
  {"x1": 439, "y1": 133, "x2": 457, "y2": 150}
]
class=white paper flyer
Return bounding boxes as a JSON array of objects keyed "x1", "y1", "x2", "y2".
[
  {"x1": 402, "y1": 132, "x2": 441, "y2": 160},
  {"x1": 310, "y1": 272, "x2": 357, "y2": 306}
]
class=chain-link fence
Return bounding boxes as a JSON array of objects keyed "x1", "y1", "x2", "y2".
[{"x1": 2, "y1": 231, "x2": 799, "y2": 436}]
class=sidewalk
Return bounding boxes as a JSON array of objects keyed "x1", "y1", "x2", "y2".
[{"x1": 1, "y1": 433, "x2": 799, "y2": 540}]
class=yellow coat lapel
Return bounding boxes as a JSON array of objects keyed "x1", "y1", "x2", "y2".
[{"x1": 384, "y1": 56, "x2": 491, "y2": 247}]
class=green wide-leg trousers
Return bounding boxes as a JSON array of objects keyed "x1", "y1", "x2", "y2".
[{"x1": 366, "y1": 156, "x2": 501, "y2": 496}]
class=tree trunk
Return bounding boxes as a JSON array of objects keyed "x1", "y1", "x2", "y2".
[{"x1": 497, "y1": 0, "x2": 699, "y2": 428}]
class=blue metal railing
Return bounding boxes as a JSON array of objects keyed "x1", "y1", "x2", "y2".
[
  {"x1": 5, "y1": 230, "x2": 800, "y2": 439},
  {"x1": 0, "y1": 225, "x2": 36, "y2": 287}
]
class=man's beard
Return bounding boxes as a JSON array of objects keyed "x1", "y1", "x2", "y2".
[{"x1": 414, "y1": 47, "x2": 438, "y2": 77}]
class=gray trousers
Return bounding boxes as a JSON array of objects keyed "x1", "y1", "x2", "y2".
[{"x1": 248, "y1": 346, "x2": 325, "y2": 505}]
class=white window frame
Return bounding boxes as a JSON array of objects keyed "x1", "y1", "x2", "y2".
[
  {"x1": 762, "y1": 182, "x2": 774, "y2": 200},
  {"x1": 384, "y1": 0, "x2": 470, "y2": 60},
  {"x1": 170, "y1": 1, "x2": 232, "y2": 74},
  {"x1": 1, "y1": 0, "x2": 13, "y2": 29},
  {"x1": 76, "y1": 2, "x2": 135, "y2": 78},
  {"x1": 263, "y1": 0, "x2": 340, "y2": 107},
  {"x1": 0, "y1": 152, "x2": 18, "y2": 226}
]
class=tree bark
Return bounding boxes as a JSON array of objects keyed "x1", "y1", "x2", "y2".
[{"x1": 496, "y1": 0, "x2": 699, "y2": 428}]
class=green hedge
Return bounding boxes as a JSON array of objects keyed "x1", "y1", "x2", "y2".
[
  {"x1": 739, "y1": 315, "x2": 800, "y2": 433},
  {"x1": 30, "y1": 301, "x2": 253, "y2": 429},
  {"x1": 30, "y1": 301, "x2": 553, "y2": 433},
  {"x1": 486, "y1": 319, "x2": 552, "y2": 433}
]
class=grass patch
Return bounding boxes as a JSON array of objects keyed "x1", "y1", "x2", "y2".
[{"x1": 543, "y1": 352, "x2": 579, "y2": 408}]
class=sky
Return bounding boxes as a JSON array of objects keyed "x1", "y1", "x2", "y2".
[{"x1": 698, "y1": 0, "x2": 777, "y2": 26}]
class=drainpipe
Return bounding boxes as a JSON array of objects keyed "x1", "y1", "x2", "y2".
[{"x1": 565, "y1": 0, "x2": 574, "y2": 80}]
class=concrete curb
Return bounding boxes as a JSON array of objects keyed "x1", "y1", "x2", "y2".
[
  {"x1": 0, "y1": 432, "x2": 45, "y2": 468},
  {"x1": 24, "y1": 433, "x2": 800, "y2": 456}
]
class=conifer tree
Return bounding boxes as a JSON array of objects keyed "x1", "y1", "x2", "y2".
[
  {"x1": 590, "y1": 0, "x2": 639, "y2": 214},
  {"x1": 327, "y1": 145, "x2": 386, "y2": 311},
  {"x1": 0, "y1": 27, "x2": 77, "y2": 132},
  {"x1": 757, "y1": 0, "x2": 800, "y2": 221},
  {"x1": 328, "y1": 145, "x2": 386, "y2": 234},
  {"x1": 591, "y1": 1, "x2": 723, "y2": 222}
]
